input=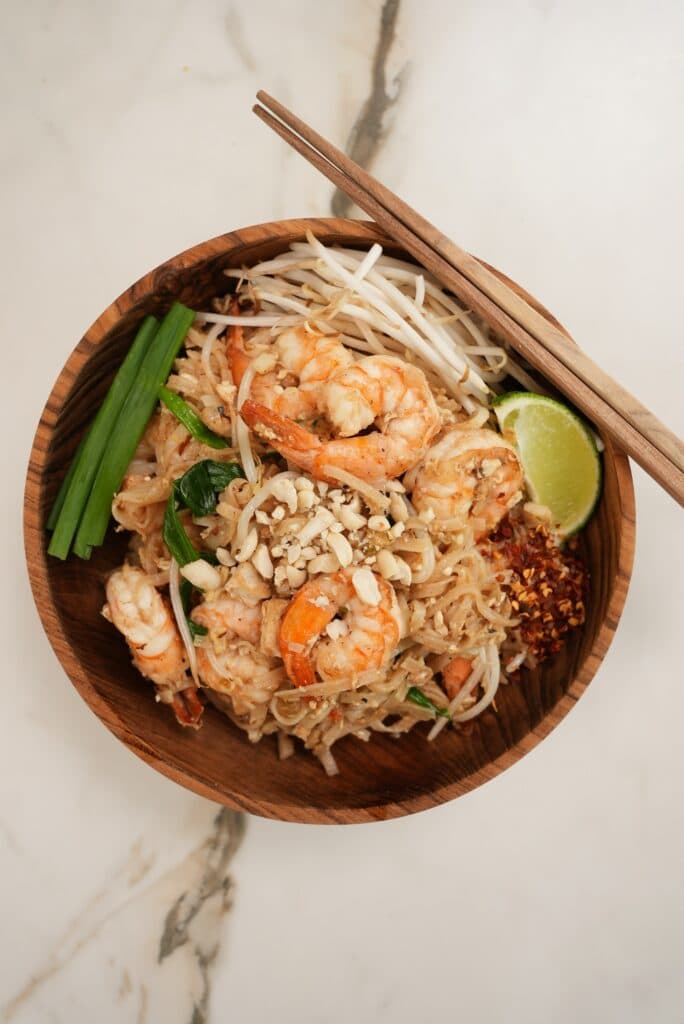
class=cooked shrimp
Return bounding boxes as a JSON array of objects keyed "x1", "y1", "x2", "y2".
[
  {"x1": 241, "y1": 355, "x2": 440, "y2": 484},
  {"x1": 196, "y1": 645, "x2": 285, "y2": 717},
  {"x1": 409, "y1": 428, "x2": 524, "y2": 539},
  {"x1": 192, "y1": 595, "x2": 261, "y2": 645},
  {"x1": 277, "y1": 325, "x2": 354, "y2": 383},
  {"x1": 104, "y1": 565, "x2": 203, "y2": 727},
  {"x1": 278, "y1": 568, "x2": 402, "y2": 688},
  {"x1": 228, "y1": 321, "x2": 353, "y2": 423}
]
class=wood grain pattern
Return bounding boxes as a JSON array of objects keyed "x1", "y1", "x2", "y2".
[
  {"x1": 254, "y1": 94, "x2": 683, "y2": 505},
  {"x1": 23, "y1": 218, "x2": 636, "y2": 824}
]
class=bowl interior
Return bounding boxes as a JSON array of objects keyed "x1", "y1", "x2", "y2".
[{"x1": 25, "y1": 219, "x2": 635, "y2": 823}]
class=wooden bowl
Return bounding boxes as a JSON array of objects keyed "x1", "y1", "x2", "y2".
[{"x1": 24, "y1": 219, "x2": 635, "y2": 824}]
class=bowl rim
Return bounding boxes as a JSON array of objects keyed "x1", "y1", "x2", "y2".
[{"x1": 23, "y1": 217, "x2": 636, "y2": 823}]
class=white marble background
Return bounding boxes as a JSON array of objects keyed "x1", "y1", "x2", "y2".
[{"x1": 4, "y1": 1, "x2": 684, "y2": 1021}]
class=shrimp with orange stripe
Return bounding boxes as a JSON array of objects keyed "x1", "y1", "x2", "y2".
[
  {"x1": 227, "y1": 311, "x2": 353, "y2": 423},
  {"x1": 278, "y1": 568, "x2": 403, "y2": 689},
  {"x1": 241, "y1": 354, "x2": 441, "y2": 484}
]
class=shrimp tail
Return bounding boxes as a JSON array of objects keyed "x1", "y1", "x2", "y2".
[
  {"x1": 240, "y1": 399, "x2": 321, "y2": 472},
  {"x1": 171, "y1": 685, "x2": 204, "y2": 728}
]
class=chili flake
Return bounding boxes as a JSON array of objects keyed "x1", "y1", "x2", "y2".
[{"x1": 483, "y1": 519, "x2": 587, "y2": 665}]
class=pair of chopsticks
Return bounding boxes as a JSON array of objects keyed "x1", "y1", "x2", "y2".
[{"x1": 253, "y1": 90, "x2": 684, "y2": 507}]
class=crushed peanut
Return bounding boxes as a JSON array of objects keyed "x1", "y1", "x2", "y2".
[
  {"x1": 286, "y1": 565, "x2": 307, "y2": 589},
  {"x1": 376, "y1": 548, "x2": 399, "y2": 580},
  {"x1": 286, "y1": 542, "x2": 302, "y2": 565},
  {"x1": 326, "y1": 531, "x2": 353, "y2": 568},
  {"x1": 389, "y1": 491, "x2": 408, "y2": 523},
  {"x1": 181, "y1": 559, "x2": 222, "y2": 591},
  {"x1": 337, "y1": 506, "x2": 366, "y2": 531},
  {"x1": 235, "y1": 528, "x2": 258, "y2": 563},
  {"x1": 352, "y1": 567, "x2": 381, "y2": 606},
  {"x1": 215, "y1": 547, "x2": 236, "y2": 568},
  {"x1": 251, "y1": 543, "x2": 274, "y2": 580},
  {"x1": 308, "y1": 553, "x2": 339, "y2": 574},
  {"x1": 325, "y1": 619, "x2": 349, "y2": 640},
  {"x1": 297, "y1": 489, "x2": 318, "y2": 511},
  {"x1": 271, "y1": 477, "x2": 298, "y2": 513}
]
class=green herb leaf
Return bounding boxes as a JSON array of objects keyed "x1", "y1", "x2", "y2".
[
  {"x1": 407, "y1": 686, "x2": 451, "y2": 720},
  {"x1": 163, "y1": 483, "x2": 200, "y2": 567},
  {"x1": 159, "y1": 386, "x2": 228, "y2": 449},
  {"x1": 176, "y1": 459, "x2": 244, "y2": 516}
]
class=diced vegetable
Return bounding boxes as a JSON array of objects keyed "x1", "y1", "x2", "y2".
[
  {"x1": 72, "y1": 303, "x2": 195, "y2": 558},
  {"x1": 406, "y1": 686, "x2": 450, "y2": 719},
  {"x1": 159, "y1": 386, "x2": 228, "y2": 449},
  {"x1": 47, "y1": 317, "x2": 159, "y2": 558}
]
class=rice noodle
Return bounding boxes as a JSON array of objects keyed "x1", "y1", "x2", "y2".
[
  {"x1": 104, "y1": 236, "x2": 576, "y2": 776},
  {"x1": 323, "y1": 466, "x2": 390, "y2": 512},
  {"x1": 452, "y1": 645, "x2": 501, "y2": 723},
  {"x1": 316, "y1": 745, "x2": 339, "y2": 777},
  {"x1": 400, "y1": 532, "x2": 435, "y2": 585},
  {"x1": 196, "y1": 312, "x2": 298, "y2": 327},
  {"x1": 201, "y1": 321, "x2": 224, "y2": 390},
  {"x1": 278, "y1": 731, "x2": 295, "y2": 760},
  {"x1": 169, "y1": 558, "x2": 198, "y2": 683},
  {"x1": 236, "y1": 364, "x2": 257, "y2": 483}
]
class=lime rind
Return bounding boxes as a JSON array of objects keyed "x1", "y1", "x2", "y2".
[{"x1": 493, "y1": 392, "x2": 602, "y2": 537}]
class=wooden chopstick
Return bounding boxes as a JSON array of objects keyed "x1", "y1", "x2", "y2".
[{"x1": 253, "y1": 92, "x2": 684, "y2": 507}]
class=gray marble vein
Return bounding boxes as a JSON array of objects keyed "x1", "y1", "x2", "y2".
[
  {"x1": 331, "y1": 0, "x2": 406, "y2": 216},
  {"x1": 158, "y1": 809, "x2": 245, "y2": 1017},
  {"x1": 1, "y1": 810, "x2": 245, "y2": 1024}
]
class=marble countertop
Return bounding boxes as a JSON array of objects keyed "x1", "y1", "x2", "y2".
[{"x1": 4, "y1": 2, "x2": 684, "y2": 1021}]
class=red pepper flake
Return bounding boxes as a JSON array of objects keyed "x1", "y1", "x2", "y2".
[{"x1": 481, "y1": 519, "x2": 587, "y2": 666}]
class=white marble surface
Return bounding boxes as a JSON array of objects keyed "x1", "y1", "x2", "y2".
[{"x1": 4, "y1": 1, "x2": 684, "y2": 1021}]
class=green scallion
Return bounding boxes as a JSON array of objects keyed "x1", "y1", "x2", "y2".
[
  {"x1": 48, "y1": 316, "x2": 160, "y2": 559},
  {"x1": 46, "y1": 428, "x2": 90, "y2": 531},
  {"x1": 406, "y1": 686, "x2": 451, "y2": 720},
  {"x1": 159, "y1": 386, "x2": 228, "y2": 449},
  {"x1": 163, "y1": 483, "x2": 201, "y2": 567},
  {"x1": 72, "y1": 302, "x2": 195, "y2": 558}
]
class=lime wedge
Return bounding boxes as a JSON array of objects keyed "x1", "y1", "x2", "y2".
[{"x1": 493, "y1": 392, "x2": 601, "y2": 537}]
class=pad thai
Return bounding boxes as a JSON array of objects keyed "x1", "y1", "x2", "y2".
[{"x1": 97, "y1": 234, "x2": 588, "y2": 774}]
